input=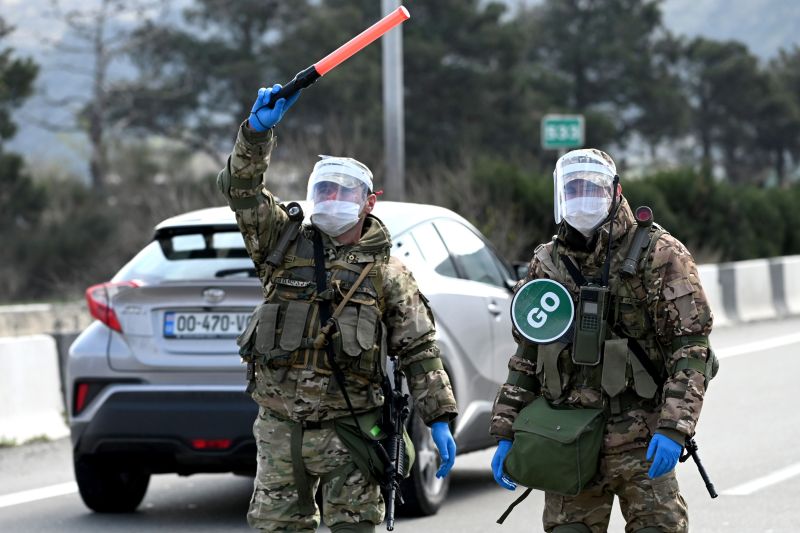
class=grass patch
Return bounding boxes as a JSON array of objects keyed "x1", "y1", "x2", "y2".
[
  {"x1": 0, "y1": 437, "x2": 18, "y2": 448},
  {"x1": 23, "y1": 435, "x2": 51, "y2": 445}
]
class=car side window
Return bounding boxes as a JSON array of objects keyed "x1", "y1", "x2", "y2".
[
  {"x1": 392, "y1": 232, "x2": 427, "y2": 274},
  {"x1": 409, "y1": 223, "x2": 458, "y2": 278},
  {"x1": 433, "y1": 219, "x2": 507, "y2": 288}
]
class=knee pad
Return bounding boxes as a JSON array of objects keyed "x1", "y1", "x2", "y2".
[
  {"x1": 634, "y1": 528, "x2": 663, "y2": 533},
  {"x1": 552, "y1": 523, "x2": 592, "y2": 533},
  {"x1": 329, "y1": 522, "x2": 376, "y2": 533}
]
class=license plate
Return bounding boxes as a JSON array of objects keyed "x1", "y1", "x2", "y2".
[{"x1": 163, "y1": 311, "x2": 251, "y2": 338}]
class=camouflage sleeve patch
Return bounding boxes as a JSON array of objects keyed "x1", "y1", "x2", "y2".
[
  {"x1": 646, "y1": 234, "x2": 713, "y2": 342},
  {"x1": 658, "y1": 361, "x2": 707, "y2": 436},
  {"x1": 490, "y1": 382, "x2": 537, "y2": 441},
  {"x1": 407, "y1": 363, "x2": 458, "y2": 424},
  {"x1": 382, "y1": 257, "x2": 457, "y2": 423},
  {"x1": 646, "y1": 234, "x2": 713, "y2": 437},
  {"x1": 383, "y1": 257, "x2": 436, "y2": 353},
  {"x1": 217, "y1": 122, "x2": 287, "y2": 277}
]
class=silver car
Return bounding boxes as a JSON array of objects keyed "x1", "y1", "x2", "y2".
[{"x1": 67, "y1": 200, "x2": 517, "y2": 515}]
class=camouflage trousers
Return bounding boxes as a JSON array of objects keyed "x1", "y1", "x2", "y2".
[
  {"x1": 248, "y1": 407, "x2": 384, "y2": 532},
  {"x1": 543, "y1": 448, "x2": 688, "y2": 533}
]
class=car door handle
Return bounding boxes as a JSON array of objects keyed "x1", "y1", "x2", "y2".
[{"x1": 488, "y1": 302, "x2": 502, "y2": 315}]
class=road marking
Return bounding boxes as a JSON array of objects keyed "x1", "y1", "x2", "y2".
[
  {"x1": 0, "y1": 482, "x2": 77, "y2": 509},
  {"x1": 714, "y1": 332, "x2": 800, "y2": 359},
  {"x1": 722, "y1": 462, "x2": 800, "y2": 496}
]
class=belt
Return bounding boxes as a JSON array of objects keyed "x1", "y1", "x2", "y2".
[
  {"x1": 606, "y1": 389, "x2": 657, "y2": 416},
  {"x1": 265, "y1": 410, "x2": 336, "y2": 430},
  {"x1": 301, "y1": 419, "x2": 336, "y2": 430}
]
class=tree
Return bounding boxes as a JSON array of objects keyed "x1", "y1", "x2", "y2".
[
  {"x1": 0, "y1": 17, "x2": 41, "y2": 299},
  {"x1": 520, "y1": 0, "x2": 684, "y2": 154},
  {"x1": 762, "y1": 46, "x2": 800, "y2": 187},
  {"x1": 107, "y1": 0, "x2": 306, "y2": 168},
  {"x1": 678, "y1": 38, "x2": 766, "y2": 184},
  {"x1": 111, "y1": 0, "x2": 524, "y2": 181},
  {"x1": 630, "y1": 33, "x2": 691, "y2": 160},
  {"x1": 0, "y1": 18, "x2": 38, "y2": 152},
  {"x1": 44, "y1": 0, "x2": 166, "y2": 189}
]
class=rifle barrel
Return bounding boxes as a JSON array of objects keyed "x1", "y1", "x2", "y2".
[{"x1": 685, "y1": 438, "x2": 718, "y2": 498}]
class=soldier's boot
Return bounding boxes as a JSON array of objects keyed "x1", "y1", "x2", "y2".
[
  {"x1": 634, "y1": 528, "x2": 663, "y2": 533},
  {"x1": 329, "y1": 522, "x2": 375, "y2": 533},
  {"x1": 552, "y1": 523, "x2": 592, "y2": 533}
]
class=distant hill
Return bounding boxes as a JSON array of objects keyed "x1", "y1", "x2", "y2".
[{"x1": 661, "y1": 0, "x2": 800, "y2": 60}]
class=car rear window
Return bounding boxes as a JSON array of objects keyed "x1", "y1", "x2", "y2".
[{"x1": 111, "y1": 228, "x2": 256, "y2": 283}]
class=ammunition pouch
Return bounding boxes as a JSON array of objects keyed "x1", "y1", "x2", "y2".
[
  {"x1": 504, "y1": 397, "x2": 605, "y2": 496},
  {"x1": 333, "y1": 409, "x2": 414, "y2": 487},
  {"x1": 328, "y1": 303, "x2": 382, "y2": 377},
  {"x1": 236, "y1": 303, "x2": 263, "y2": 363},
  {"x1": 600, "y1": 338, "x2": 658, "y2": 400}
]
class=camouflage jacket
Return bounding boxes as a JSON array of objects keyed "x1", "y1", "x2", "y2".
[
  {"x1": 490, "y1": 198, "x2": 713, "y2": 452},
  {"x1": 216, "y1": 122, "x2": 457, "y2": 425}
]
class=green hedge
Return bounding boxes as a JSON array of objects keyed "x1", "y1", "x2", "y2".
[{"x1": 462, "y1": 164, "x2": 800, "y2": 264}]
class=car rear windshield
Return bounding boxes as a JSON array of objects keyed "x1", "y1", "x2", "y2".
[{"x1": 111, "y1": 228, "x2": 256, "y2": 283}]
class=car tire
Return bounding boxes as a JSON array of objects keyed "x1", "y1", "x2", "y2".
[
  {"x1": 398, "y1": 412, "x2": 450, "y2": 516},
  {"x1": 74, "y1": 456, "x2": 150, "y2": 513}
]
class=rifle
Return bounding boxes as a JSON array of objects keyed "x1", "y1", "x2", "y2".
[
  {"x1": 680, "y1": 437, "x2": 718, "y2": 498},
  {"x1": 310, "y1": 230, "x2": 406, "y2": 529},
  {"x1": 382, "y1": 356, "x2": 410, "y2": 531}
]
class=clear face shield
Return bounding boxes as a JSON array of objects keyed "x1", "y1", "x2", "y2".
[
  {"x1": 553, "y1": 150, "x2": 617, "y2": 236},
  {"x1": 306, "y1": 157, "x2": 373, "y2": 237}
]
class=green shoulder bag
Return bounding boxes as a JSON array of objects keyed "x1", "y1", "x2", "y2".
[
  {"x1": 334, "y1": 409, "x2": 414, "y2": 486},
  {"x1": 504, "y1": 397, "x2": 605, "y2": 496}
]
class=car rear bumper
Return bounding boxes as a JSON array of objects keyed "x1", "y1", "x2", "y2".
[{"x1": 72, "y1": 386, "x2": 258, "y2": 475}]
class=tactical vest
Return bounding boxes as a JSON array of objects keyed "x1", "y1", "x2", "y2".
[
  {"x1": 238, "y1": 225, "x2": 391, "y2": 385},
  {"x1": 532, "y1": 222, "x2": 671, "y2": 408}
]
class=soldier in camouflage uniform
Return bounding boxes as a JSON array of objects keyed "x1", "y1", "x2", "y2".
[
  {"x1": 217, "y1": 85, "x2": 458, "y2": 532},
  {"x1": 489, "y1": 149, "x2": 714, "y2": 533}
]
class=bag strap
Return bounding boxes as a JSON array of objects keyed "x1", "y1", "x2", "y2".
[
  {"x1": 559, "y1": 254, "x2": 587, "y2": 286},
  {"x1": 497, "y1": 488, "x2": 533, "y2": 524}
]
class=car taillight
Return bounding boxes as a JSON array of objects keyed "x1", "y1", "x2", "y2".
[
  {"x1": 72, "y1": 379, "x2": 141, "y2": 416},
  {"x1": 74, "y1": 383, "x2": 89, "y2": 413},
  {"x1": 72, "y1": 381, "x2": 108, "y2": 416},
  {"x1": 191, "y1": 439, "x2": 233, "y2": 450},
  {"x1": 84, "y1": 281, "x2": 141, "y2": 332}
]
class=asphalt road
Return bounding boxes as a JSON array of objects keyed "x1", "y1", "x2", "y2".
[{"x1": 3, "y1": 317, "x2": 800, "y2": 532}]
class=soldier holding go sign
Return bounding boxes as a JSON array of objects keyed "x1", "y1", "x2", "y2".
[{"x1": 490, "y1": 149, "x2": 717, "y2": 533}]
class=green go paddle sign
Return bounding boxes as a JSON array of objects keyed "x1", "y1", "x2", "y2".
[{"x1": 511, "y1": 279, "x2": 574, "y2": 343}]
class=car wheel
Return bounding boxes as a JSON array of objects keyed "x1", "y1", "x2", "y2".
[
  {"x1": 74, "y1": 456, "x2": 150, "y2": 512},
  {"x1": 398, "y1": 412, "x2": 450, "y2": 516}
]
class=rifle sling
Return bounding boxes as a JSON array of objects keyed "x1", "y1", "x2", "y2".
[{"x1": 311, "y1": 229, "x2": 392, "y2": 473}]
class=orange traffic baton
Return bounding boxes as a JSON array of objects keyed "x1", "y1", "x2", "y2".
[{"x1": 264, "y1": 6, "x2": 410, "y2": 108}]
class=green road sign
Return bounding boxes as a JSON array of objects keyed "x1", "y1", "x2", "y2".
[
  {"x1": 541, "y1": 114, "x2": 585, "y2": 150},
  {"x1": 511, "y1": 279, "x2": 574, "y2": 343}
]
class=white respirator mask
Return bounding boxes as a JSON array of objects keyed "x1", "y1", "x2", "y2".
[
  {"x1": 563, "y1": 196, "x2": 613, "y2": 236},
  {"x1": 311, "y1": 200, "x2": 362, "y2": 237},
  {"x1": 306, "y1": 156, "x2": 374, "y2": 237},
  {"x1": 553, "y1": 149, "x2": 617, "y2": 237}
]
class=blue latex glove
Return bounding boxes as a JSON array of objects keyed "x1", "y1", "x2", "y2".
[
  {"x1": 491, "y1": 439, "x2": 517, "y2": 491},
  {"x1": 431, "y1": 421, "x2": 457, "y2": 478},
  {"x1": 646, "y1": 433, "x2": 683, "y2": 479},
  {"x1": 248, "y1": 84, "x2": 300, "y2": 131}
]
